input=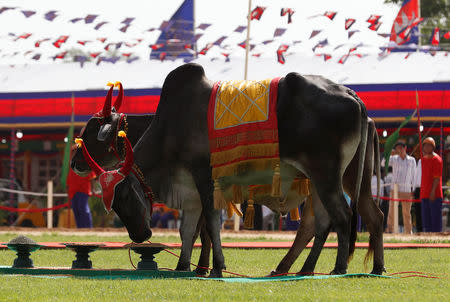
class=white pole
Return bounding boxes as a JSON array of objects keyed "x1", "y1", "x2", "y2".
[
  {"x1": 393, "y1": 183, "x2": 399, "y2": 233},
  {"x1": 47, "y1": 180, "x2": 53, "y2": 229},
  {"x1": 244, "y1": 0, "x2": 252, "y2": 80},
  {"x1": 417, "y1": 0, "x2": 421, "y2": 52}
]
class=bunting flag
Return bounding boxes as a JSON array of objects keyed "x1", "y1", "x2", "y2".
[
  {"x1": 262, "y1": 39, "x2": 273, "y2": 45},
  {"x1": 74, "y1": 55, "x2": 88, "y2": 67},
  {"x1": 197, "y1": 23, "x2": 211, "y2": 30},
  {"x1": 277, "y1": 44, "x2": 289, "y2": 64},
  {"x1": 159, "y1": 52, "x2": 167, "y2": 61},
  {"x1": 122, "y1": 53, "x2": 132, "y2": 57},
  {"x1": 116, "y1": 42, "x2": 123, "y2": 49},
  {"x1": 77, "y1": 40, "x2": 90, "y2": 45},
  {"x1": 53, "y1": 35, "x2": 69, "y2": 48},
  {"x1": 199, "y1": 43, "x2": 213, "y2": 55},
  {"x1": 213, "y1": 36, "x2": 227, "y2": 46},
  {"x1": 369, "y1": 22, "x2": 382, "y2": 31},
  {"x1": 444, "y1": 31, "x2": 450, "y2": 40},
  {"x1": 119, "y1": 24, "x2": 130, "y2": 33},
  {"x1": 323, "y1": 54, "x2": 332, "y2": 61},
  {"x1": 53, "y1": 51, "x2": 67, "y2": 60},
  {"x1": 94, "y1": 21, "x2": 108, "y2": 30},
  {"x1": 345, "y1": 18, "x2": 356, "y2": 30},
  {"x1": 338, "y1": 54, "x2": 349, "y2": 64},
  {"x1": 97, "y1": 37, "x2": 107, "y2": 43},
  {"x1": 44, "y1": 10, "x2": 58, "y2": 21},
  {"x1": 84, "y1": 14, "x2": 98, "y2": 24},
  {"x1": 324, "y1": 11, "x2": 337, "y2": 20},
  {"x1": 121, "y1": 17, "x2": 134, "y2": 25},
  {"x1": 367, "y1": 14, "x2": 381, "y2": 25},
  {"x1": 274, "y1": 28, "x2": 287, "y2": 37},
  {"x1": 32, "y1": 54, "x2": 41, "y2": 60},
  {"x1": 89, "y1": 52, "x2": 101, "y2": 58},
  {"x1": 221, "y1": 52, "x2": 230, "y2": 62},
  {"x1": 252, "y1": 53, "x2": 261, "y2": 57},
  {"x1": 280, "y1": 8, "x2": 294, "y2": 24},
  {"x1": 127, "y1": 56, "x2": 139, "y2": 63},
  {"x1": 35, "y1": 38, "x2": 50, "y2": 47},
  {"x1": 250, "y1": 6, "x2": 266, "y2": 20},
  {"x1": 238, "y1": 41, "x2": 255, "y2": 51},
  {"x1": 21, "y1": 10, "x2": 36, "y2": 18},
  {"x1": 404, "y1": 52, "x2": 411, "y2": 59},
  {"x1": 70, "y1": 18, "x2": 82, "y2": 23},
  {"x1": 312, "y1": 39, "x2": 328, "y2": 51},
  {"x1": 309, "y1": 30, "x2": 322, "y2": 39},
  {"x1": 0, "y1": 7, "x2": 15, "y2": 14},
  {"x1": 15, "y1": 33, "x2": 32, "y2": 41},
  {"x1": 390, "y1": 0, "x2": 419, "y2": 46},
  {"x1": 430, "y1": 27, "x2": 440, "y2": 45},
  {"x1": 234, "y1": 26, "x2": 246, "y2": 33},
  {"x1": 348, "y1": 30, "x2": 359, "y2": 39}
]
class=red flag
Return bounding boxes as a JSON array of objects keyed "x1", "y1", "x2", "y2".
[
  {"x1": 430, "y1": 27, "x2": 440, "y2": 45},
  {"x1": 324, "y1": 11, "x2": 337, "y2": 20},
  {"x1": 35, "y1": 38, "x2": 50, "y2": 47},
  {"x1": 77, "y1": 40, "x2": 90, "y2": 46},
  {"x1": 199, "y1": 43, "x2": 213, "y2": 55},
  {"x1": 338, "y1": 54, "x2": 349, "y2": 64},
  {"x1": 367, "y1": 15, "x2": 381, "y2": 24},
  {"x1": 277, "y1": 44, "x2": 289, "y2": 64},
  {"x1": 345, "y1": 19, "x2": 356, "y2": 30},
  {"x1": 368, "y1": 22, "x2": 382, "y2": 31},
  {"x1": 281, "y1": 8, "x2": 295, "y2": 24},
  {"x1": 97, "y1": 37, "x2": 107, "y2": 43},
  {"x1": 89, "y1": 52, "x2": 101, "y2": 58},
  {"x1": 53, "y1": 51, "x2": 67, "y2": 60},
  {"x1": 122, "y1": 53, "x2": 132, "y2": 57},
  {"x1": 159, "y1": 52, "x2": 166, "y2": 61},
  {"x1": 53, "y1": 35, "x2": 68, "y2": 48},
  {"x1": 252, "y1": 53, "x2": 261, "y2": 57},
  {"x1": 15, "y1": 33, "x2": 32, "y2": 41},
  {"x1": 443, "y1": 31, "x2": 450, "y2": 40},
  {"x1": 390, "y1": 0, "x2": 419, "y2": 46},
  {"x1": 250, "y1": 6, "x2": 266, "y2": 20},
  {"x1": 323, "y1": 54, "x2": 332, "y2": 61}
]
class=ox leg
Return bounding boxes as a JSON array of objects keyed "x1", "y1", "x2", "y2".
[
  {"x1": 298, "y1": 188, "x2": 332, "y2": 275},
  {"x1": 194, "y1": 215, "x2": 211, "y2": 276},
  {"x1": 176, "y1": 208, "x2": 202, "y2": 272},
  {"x1": 270, "y1": 196, "x2": 315, "y2": 276},
  {"x1": 192, "y1": 169, "x2": 225, "y2": 278},
  {"x1": 313, "y1": 177, "x2": 352, "y2": 275},
  {"x1": 358, "y1": 186, "x2": 385, "y2": 275}
]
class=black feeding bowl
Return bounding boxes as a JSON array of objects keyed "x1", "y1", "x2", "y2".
[
  {"x1": 124, "y1": 243, "x2": 167, "y2": 270},
  {"x1": 7, "y1": 235, "x2": 42, "y2": 268},
  {"x1": 63, "y1": 243, "x2": 105, "y2": 269}
]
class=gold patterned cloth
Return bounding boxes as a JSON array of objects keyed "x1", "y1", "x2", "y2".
[{"x1": 207, "y1": 78, "x2": 281, "y2": 180}]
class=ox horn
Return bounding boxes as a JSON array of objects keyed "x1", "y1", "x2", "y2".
[
  {"x1": 102, "y1": 83, "x2": 115, "y2": 118},
  {"x1": 113, "y1": 81, "x2": 123, "y2": 111},
  {"x1": 118, "y1": 131, "x2": 134, "y2": 176},
  {"x1": 75, "y1": 138, "x2": 105, "y2": 176}
]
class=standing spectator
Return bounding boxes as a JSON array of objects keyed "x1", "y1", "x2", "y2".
[
  {"x1": 413, "y1": 158, "x2": 423, "y2": 232},
  {"x1": 420, "y1": 137, "x2": 443, "y2": 232},
  {"x1": 387, "y1": 140, "x2": 416, "y2": 234},
  {"x1": 67, "y1": 168, "x2": 94, "y2": 228},
  {"x1": 383, "y1": 166, "x2": 393, "y2": 230},
  {"x1": 151, "y1": 204, "x2": 179, "y2": 228}
]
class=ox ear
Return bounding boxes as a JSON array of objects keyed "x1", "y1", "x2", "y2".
[{"x1": 97, "y1": 123, "x2": 112, "y2": 142}]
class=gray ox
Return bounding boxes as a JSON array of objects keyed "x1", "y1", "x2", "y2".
[{"x1": 71, "y1": 63, "x2": 384, "y2": 277}]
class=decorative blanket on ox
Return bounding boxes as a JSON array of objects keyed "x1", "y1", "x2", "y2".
[{"x1": 207, "y1": 78, "x2": 282, "y2": 180}]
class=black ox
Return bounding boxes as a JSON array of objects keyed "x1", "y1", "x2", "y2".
[{"x1": 71, "y1": 63, "x2": 384, "y2": 277}]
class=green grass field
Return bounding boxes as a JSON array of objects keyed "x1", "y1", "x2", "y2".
[{"x1": 0, "y1": 233, "x2": 448, "y2": 302}]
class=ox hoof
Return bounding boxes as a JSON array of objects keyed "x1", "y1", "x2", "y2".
[
  {"x1": 267, "y1": 270, "x2": 284, "y2": 277},
  {"x1": 296, "y1": 271, "x2": 314, "y2": 276},
  {"x1": 330, "y1": 268, "x2": 347, "y2": 275},
  {"x1": 194, "y1": 266, "x2": 209, "y2": 276},
  {"x1": 208, "y1": 269, "x2": 223, "y2": 278},
  {"x1": 370, "y1": 266, "x2": 386, "y2": 275}
]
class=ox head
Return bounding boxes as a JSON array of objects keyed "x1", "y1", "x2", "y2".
[
  {"x1": 75, "y1": 132, "x2": 152, "y2": 243},
  {"x1": 71, "y1": 82, "x2": 125, "y2": 177}
]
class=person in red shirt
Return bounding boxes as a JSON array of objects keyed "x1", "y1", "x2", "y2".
[
  {"x1": 420, "y1": 137, "x2": 443, "y2": 232},
  {"x1": 67, "y1": 168, "x2": 95, "y2": 228}
]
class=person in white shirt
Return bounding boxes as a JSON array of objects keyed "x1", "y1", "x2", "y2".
[{"x1": 387, "y1": 140, "x2": 416, "y2": 234}]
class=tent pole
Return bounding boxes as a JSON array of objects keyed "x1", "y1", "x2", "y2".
[{"x1": 244, "y1": 0, "x2": 252, "y2": 80}]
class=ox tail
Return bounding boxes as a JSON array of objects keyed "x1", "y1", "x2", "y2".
[
  {"x1": 364, "y1": 121, "x2": 381, "y2": 271},
  {"x1": 347, "y1": 90, "x2": 368, "y2": 263}
]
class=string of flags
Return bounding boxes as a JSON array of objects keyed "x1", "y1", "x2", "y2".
[{"x1": 0, "y1": 3, "x2": 449, "y2": 68}]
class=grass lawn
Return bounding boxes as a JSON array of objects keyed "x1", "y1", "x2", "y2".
[{"x1": 0, "y1": 234, "x2": 448, "y2": 302}]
